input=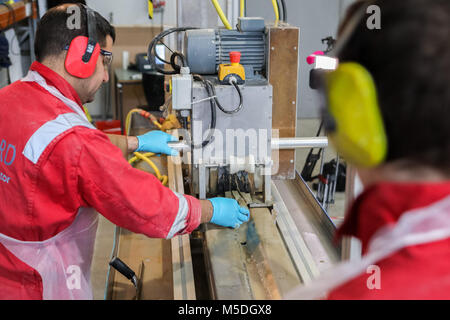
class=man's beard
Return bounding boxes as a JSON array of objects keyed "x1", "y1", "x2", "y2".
[
  {"x1": 85, "y1": 94, "x2": 95, "y2": 104},
  {"x1": 83, "y1": 84, "x2": 102, "y2": 104}
]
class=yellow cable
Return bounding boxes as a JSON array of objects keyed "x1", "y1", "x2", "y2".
[
  {"x1": 211, "y1": 0, "x2": 233, "y2": 30},
  {"x1": 148, "y1": 0, "x2": 154, "y2": 19},
  {"x1": 152, "y1": 120, "x2": 163, "y2": 130},
  {"x1": 125, "y1": 108, "x2": 164, "y2": 135},
  {"x1": 125, "y1": 108, "x2": 144, "y2": 137},
  {"x1": 125, "y1": 109, "x2": 168, "y2": 186},
  {"x1": 240, "y1": 0, "x2": 245, "y2": 17},
  {"x1": 129, "y1": 152, "x2": 168, "y2": 186},
  {"x1": 271, "y1": 0, "x2": 279, "y2": 26}
]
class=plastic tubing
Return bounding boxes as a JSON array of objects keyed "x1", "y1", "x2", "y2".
[
  {"x1": 129, "y1": 152, "x2": 168, "y2": 185},
  {"x1": 211, "y1": 0, "x2": 233, "y2": 30},
  {"x1": 125, "y1": 109, "x2": 168, "y2": 186},
  {"x1": 125, "y1": 108, "x2": 143, "y2": 136},
  {"x1": 271, "y1": 0, "x2": 279, "y2": 25}
]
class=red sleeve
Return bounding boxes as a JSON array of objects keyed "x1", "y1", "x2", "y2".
[{"x1": 72, "y1": 128, "x2": 202, "y2": 238}]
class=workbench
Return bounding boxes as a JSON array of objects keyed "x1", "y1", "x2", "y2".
[
  {"x1": 104, "y1": 128, "x2": 197, "y2": 300},
  {"x1": 101, "y1": 134, "x2": 341, "y2": 299}
]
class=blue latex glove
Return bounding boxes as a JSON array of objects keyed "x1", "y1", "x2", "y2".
[
  {"x1": 136, "y1": 130, "x2": 179, "y2": 156},
  {"x1": 208, "y1": 197, "x2": 250, "y2": 229}
]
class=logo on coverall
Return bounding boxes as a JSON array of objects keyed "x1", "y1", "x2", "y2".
[{"x1": 0, "y1": 139, "x2": 16, "y2": 184}]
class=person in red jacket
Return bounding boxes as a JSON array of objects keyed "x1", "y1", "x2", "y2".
[
  {"x1": 0, "y1": 4, "x2": 249, "y2": 299},
  {"x1": 288, "y1": 0, "x2": 450, "y2": 300}
]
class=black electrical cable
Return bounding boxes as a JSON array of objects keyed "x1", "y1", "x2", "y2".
[
  {"x1": 276, "y1": 0, "x2": 286, "y2": 23},
  {"x1": 189, "y1": 74, "x2": 216, "y2": 149},
  {"x1": 280, "y1": 0, "x2": 287, "y2": 22},
  {"x1": 211, "y1": 78, "x2": 244, "y2": 115},
  {"x1": 156, "y1": 40, "x2": 173, "y2": 65},
  {"x1": 229, "y1": 80, "x2": 243, "y2": 113},
  {"x1": 170, "y1": 51, "x2": 187, "y2": 73},
  {"x1": 155, "y1": 42, "x2": 171, "y2": 65},
  {"x1": 201, "y1": 80, "x2": 217, "y2": 148},
  {"x1": 147, "y1": 26, "x2": 198, "y2": 75},
  {"x1": 276, "y1": 0, "x2": 281, "y2": 21},
  {"x1": 148, "y1": 28, "x2": 178, "y2": 74},
  {"x1": 301, "y1": 120, "x2": 324, "y2": 181}
]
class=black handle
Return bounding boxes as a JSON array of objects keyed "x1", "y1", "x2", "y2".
[{"x1": 109, "y1": 257, "x2": 136, "y2": 281}]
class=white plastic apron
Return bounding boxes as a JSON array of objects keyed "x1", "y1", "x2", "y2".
[
  {"x1": 285, "y1": 195, "x2": 450, "y2": 300},
  {"x1": 0, "y1": 70, "x2": 98, "y2": 299},
  {"x1": 0, "y1": 208, "x2": 99, "y2": 299}
]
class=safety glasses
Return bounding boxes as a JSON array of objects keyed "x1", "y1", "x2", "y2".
[
  {"x1": 100, "y1": 49, "x2": 113, "y2": 69},
  {"x1": 63, "y1": 45, "x2": 113, "y2": 69}
]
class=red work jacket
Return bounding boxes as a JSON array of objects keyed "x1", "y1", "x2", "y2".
[
  {"x1": 0, "y1": 62, "x2": 201, "y2": 299},
  {"x1": 328, "y1": 182, "x2": 450, "y2": 299}
]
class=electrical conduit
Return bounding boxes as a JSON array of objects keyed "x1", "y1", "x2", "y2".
[{"x1": 211, "y1": 0, "x2": 233, "y2": 30}]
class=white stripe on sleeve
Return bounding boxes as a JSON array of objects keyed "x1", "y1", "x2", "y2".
[
  {"x1": 23, "y1": 113, "x2": 95, "y2": 164},
  {"x1": 166, "y1": 192, "x2": 190, "y2": 239}
]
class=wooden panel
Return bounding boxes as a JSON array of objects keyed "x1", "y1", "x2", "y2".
[
  {"x1": 203, "y1": 191, "x2": 301, "y2": 299},
  {"x1": 0, "y1": 1, "x2": 36, "y2": 29},
  {"x1": 107, "y1": 155, "x2": 174, "y2": 300},
  {"x1": 107, "y1": 130, "x2": 196, "y2": 300},
  {"x1": 111, "y1": 26, "x2": 163, "y2": 71},
  {"x1": 268, "y1": 24, "x2": 300, "y2": 180},
  {"x1": 110, "y1": 26, "x2": 163, "y2": 120},
  {"x1": 167, "y1": 130, "x2": 196, "y2": 300},
  {"x1": 111, "y1": 229, "x2": 173, "y2": 300}
]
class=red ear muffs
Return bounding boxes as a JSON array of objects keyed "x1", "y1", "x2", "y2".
[{"x1": 65, "y1": 36, "x2": 101, "y2": 79}]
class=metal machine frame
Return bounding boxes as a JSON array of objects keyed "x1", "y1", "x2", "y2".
[{"x1": 104, "y1": 2, "x2": 351, "y2": 299}]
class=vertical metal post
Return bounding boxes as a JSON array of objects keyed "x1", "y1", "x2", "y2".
[
  {"x1": 103, "y1": 69, "x2": 112, "y2": 120},
  {"x1": 317, "y1": 147, "x2": 326, "y2": 202},
  {"x1": 322, "y1": 181, "x2": 329, "y2": 210},
  {"x1": 264, "y1": 166, "x2": 272, "y2": 203},
  {"x1": 28, "y1": 19, "x2": 36, "y2": 62},
  {"x1": 176, "y1": 0, "x2": 183, "y2": 51},
  {"x1": 116, "y1": 82, "x2": 124, "y2": 134},
  {"x1": 331, "y1": 155, "x2": 340, "y2": 202},
  {"x1": 198, "y1": 164, "x2": 207, "y2": 199}
]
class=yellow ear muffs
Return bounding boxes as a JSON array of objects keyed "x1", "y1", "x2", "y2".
[{"x1": 325, "y1": 62, "x2": 387, "y2": 167}]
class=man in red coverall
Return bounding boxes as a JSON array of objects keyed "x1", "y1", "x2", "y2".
[
  {"x1": 288, "y1": 0, "x2": 450, "y2": 300},
  {"x1": 0, "y1": 4, "x2": 249, "y2": 299}
]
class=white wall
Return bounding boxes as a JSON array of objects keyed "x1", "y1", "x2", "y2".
[
  {"x1": 38, "y1": 0, "x2": 177, "y2": 26},
  {"x1": 86, "y1": 0, "x2": 234, "y2": 28},
  {"x1": 86, "y1": 0, "x2": 177, "y2": 27}
]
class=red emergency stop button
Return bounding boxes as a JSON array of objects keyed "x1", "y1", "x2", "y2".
[{"x1": 230, "y1": 51, "x2": 241, "y2": 64}]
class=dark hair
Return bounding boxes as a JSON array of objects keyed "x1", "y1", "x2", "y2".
[
  {"x1": 35, "y1": 4, "x2": 115, "y2": 62},
  {"x1": 47, "y1": 0, "x2": 86, "y2": 10},
  {"x1": 338, "y1": 0, "x2": 450, "y2": 172}
]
